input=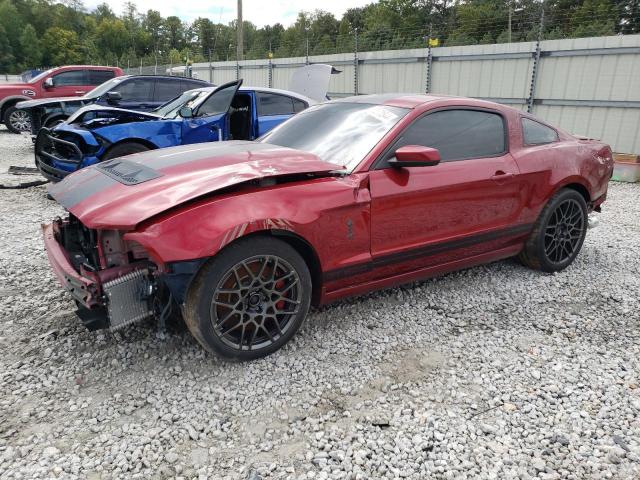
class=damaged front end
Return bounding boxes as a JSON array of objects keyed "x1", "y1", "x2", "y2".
[{"x1": 43, "y1": 215, "x2": 168, "y2": 331}]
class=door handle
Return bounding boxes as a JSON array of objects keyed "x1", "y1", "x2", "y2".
[
  {"x1": 74, "y1": 91, "x2": 86, "y2": 95},
  {"x1": 491, "y1": 171, "x2": 515, "y2": 184}
]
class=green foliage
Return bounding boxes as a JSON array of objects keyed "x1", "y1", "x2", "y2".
[
  {"x1": 0, "y1": 0, "x2": 634, "y2": 73},
  {"x1": 0, "y1": 24, "x2": 15, "y2": 73},
  {"x1": 42, "y1": 27, "x2": 82, "y2": 65},
  {"x1": 18, "y1": 24, "x2": 42, "y2": 70}
]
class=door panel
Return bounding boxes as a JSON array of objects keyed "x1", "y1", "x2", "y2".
[
  {"x1": 257, "y1": 114, "x2": 291, "y2": 136},
  {"x1": 181, "y1": 114, "x2": 227, "y2": 144},
  {"x1": 369, "y1": 156, "x2": 527, "y2": 280}
]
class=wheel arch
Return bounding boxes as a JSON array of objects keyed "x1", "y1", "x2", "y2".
[
  {"x1": 157, "y1": 227, "x2": 324, "y2": 308},
  {"x1": 42, "y1": 113, "x2": 69, "y2": 128},
  {"x1": 0, "y1": 96, "x2": 31, "y2": 117},
  {"x1": 217, "y1": 228, "x2": 323, "y2": 306},
  {"x1": 552, "y1": 177, "x2": 592, "y2": 205},
  {"x1": 102, "y1": 138, "x2": 158, "y2": 158}
]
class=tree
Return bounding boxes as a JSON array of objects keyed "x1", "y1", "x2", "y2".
[
  {"x1": 164, "y1": 16, "x2": 185, "y2": 50},
  {"x1": 42, "y1": 27, "x2": 82, "y2": 65},
  {"x1": 95, "y1": 18, "x2": 129, "y2": 59},
  {"x1": 0, "y1": 24, "x2": 15, "y2": 73},
  {"x1": 18, "y1": 23, "x2": 42, "y2": 69}
]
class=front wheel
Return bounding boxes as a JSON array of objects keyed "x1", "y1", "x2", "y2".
[
  {"x1": 102, "y1": 142, "x2": 150, "y2": 161},
  {"x1": 519, "y1": 188, "x2": 588, "y2": 272},
  {"x1": 183, "y1": 237, "x2": 312, "y2": 360},
  {"x1": 4, "y1": 106, "x2": 31, "y2": 134}
]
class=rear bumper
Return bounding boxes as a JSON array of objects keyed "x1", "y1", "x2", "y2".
[{"x1": 42, "y1": 221, "x2": 101, "y2": 308}]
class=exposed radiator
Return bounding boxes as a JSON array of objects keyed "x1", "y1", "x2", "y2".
[{"x1": 103, "y1": 269, "x2": 154, "y2": 330}]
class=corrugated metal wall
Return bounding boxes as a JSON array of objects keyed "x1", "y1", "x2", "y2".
[{"x1": 192, "y1": 34, "x2": 640, "y2": 154}]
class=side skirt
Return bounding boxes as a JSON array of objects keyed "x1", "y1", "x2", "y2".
[{"x1": 319, "y1": 244, "x2": 522, "y2": 305}]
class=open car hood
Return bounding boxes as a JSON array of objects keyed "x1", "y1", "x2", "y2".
[
  {"x1": 66, "y1": 105, "x2": 162, "y2": 128},
  {"x1": 48, "y1": 141, "x2": 343, "y2": 230},
  {"x1": 288, "y1": 64, "x2": 335, "y2": 102}
]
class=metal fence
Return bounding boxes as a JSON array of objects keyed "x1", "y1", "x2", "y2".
[{"x1": 181, "y1": 34, "x2": 640, "y2": 155}]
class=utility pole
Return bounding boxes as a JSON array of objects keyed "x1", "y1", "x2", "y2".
[
  {"x1": 353, "y1": 28, "x2": 359, "y2": 95},
  {"x1": 305, "y1": 24, "x2": 310, "y2": 65},
  {"x1": 237, "y1": 0, "x2": 244, "y2": 61},
  {"x1": 508, "y1": 0, "x2": 512, "y2": 43}
]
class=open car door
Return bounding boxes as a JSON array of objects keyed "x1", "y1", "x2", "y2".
[
  {"x1": 181, "y1": 80, "x2": 242, "y2": 145},
  {"x1": 288, "y1": 64, "x2": 335, "y2": 102}
]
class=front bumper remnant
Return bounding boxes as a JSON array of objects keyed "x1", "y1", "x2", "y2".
[{"x1": 42, "y1": 222, "x2": 155, "y2": 330}]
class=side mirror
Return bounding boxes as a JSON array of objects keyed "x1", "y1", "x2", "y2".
[
  {"x1": 43, "y1": 78, "x2": 54, "y2": 89},
  {"x1": 389, "y1": 145, "x2": 441, "y2": 168},
  {"x1": 105, "y1": 91, "x2": 122, "y2": 104},
  {"x1": 179, "y1": 106, "x2": 193, "y2": 118}
]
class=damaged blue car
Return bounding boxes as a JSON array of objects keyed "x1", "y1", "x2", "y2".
[{"x1": 35, "y1": 65, "x2": 335, "y2": 182}]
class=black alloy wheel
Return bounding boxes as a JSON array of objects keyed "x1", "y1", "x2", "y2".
[
  {"x1": 183, "y1": 236, "x2": 311, "y2": 360},
  {"x1": 211, "y1": 255, "x2": 302, "y2": 351},
  {"x1": 543, "y1": 198, "x2": 585, "y2": 265},
  {"x1": 519, "y1": 188, "x2": 588, "y2": 273}
]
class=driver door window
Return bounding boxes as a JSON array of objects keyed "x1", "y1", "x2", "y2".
[
  {"x1": 378, "y1": 109, "x2": 506, "y2": 168},
  {"x1": 197, "y1": 86, "x2": 237, "y2": 117},
  {"x1": 46, "y1": 70, "x2": 88, "y2": 97}
]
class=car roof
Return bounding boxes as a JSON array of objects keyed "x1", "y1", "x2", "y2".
[
  {"x1": 121, "y1": 75, "x2": 209, "y2": 82},
  {"x1": 330, "y1": 93, "x2": 512, "y2": 111},
  {"x1": 189, "y1": 86, "x2": 317, "y2": 105}
]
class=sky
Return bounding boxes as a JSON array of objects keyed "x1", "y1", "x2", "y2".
[{"x1": 83, "y1": 0, "x2": 372, "y2": 26}]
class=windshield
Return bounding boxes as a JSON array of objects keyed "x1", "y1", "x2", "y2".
[
  {"x1": 260, "y1": 102, "x2": 408, "y2": 170},
  {"x1": 28, "y1": 68, "x2": 55, "y2": 84},
  {"x1": 84, "y1": 77, "x2": 126, "y2": 98},
  {"x1": 155, "y1": 89, "x2": 209, "y2": 118}
]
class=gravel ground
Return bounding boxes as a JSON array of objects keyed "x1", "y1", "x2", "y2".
[{"x1": 0, "y1": 125, "x2": 638, "y2": 480}]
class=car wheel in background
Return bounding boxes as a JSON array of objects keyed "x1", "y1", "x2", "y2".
[
  {"x1": 519, "y1": 188, "x2": 588, "y2": 273},
  {"x1": 102, "y1": 142, "x2": 150, "y2": 161},
  {"x1": 43, "y1": 117, "x2": 68, "y2": 129},
  {"x1": 4, "y1": 106, "x2": 31, "y2": 134},
  {"x1": 183, "y1": 236, "x2": 312, "y2": 361}
]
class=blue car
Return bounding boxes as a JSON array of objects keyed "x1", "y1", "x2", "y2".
[
  {"x1": 34, "y1": 65, "x2": 334, "y2": 182},
  {"x1": 18, "y1": 75, "x2": 209, "y2": 135}
]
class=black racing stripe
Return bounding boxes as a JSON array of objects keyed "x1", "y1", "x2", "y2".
[
  {"x1": 48, "y1": 169, "x2": 117, "y2": 209},
  {"x1": 323, "y1": 223, "x2": 533, "y2": 283}
]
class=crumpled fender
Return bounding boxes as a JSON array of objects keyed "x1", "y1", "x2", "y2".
[{"x1": 122, "y1": 174, "x2": 372, "y2": 275}]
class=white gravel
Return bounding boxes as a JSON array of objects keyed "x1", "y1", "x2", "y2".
[{"x1": 0, "y1": 125, "x2": 639, "y2": 480}]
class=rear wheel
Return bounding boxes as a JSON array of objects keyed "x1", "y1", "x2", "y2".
[
  {"x1": 102, "y1": 142, "x2": 150, "y2": 161},
  {"x1": 183, "y1": 237, "x2": 312, "y2": 360},
  {"x1": 519, "y1": 188, "x2": 588, "y2": 272},
  {"x1": 4, "y1": 106, "x2": 31, "y2": 134}
]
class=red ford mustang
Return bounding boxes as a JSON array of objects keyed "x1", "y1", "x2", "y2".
[{"x1": 43, "y1": 94, "x2": 614, "y2": 360}]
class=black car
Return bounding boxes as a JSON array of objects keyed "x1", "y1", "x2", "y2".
[{"x1": 17, "y1": 75, "x2": 211, "y2": 135}]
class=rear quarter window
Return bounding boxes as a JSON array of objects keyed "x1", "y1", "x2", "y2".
[
  {"x1": 154, "y1": 79, "x2": 183, "y2": 102},
  {"x1": 522, "y1": 117, "x2": 559, "y2": 145},
  {"x1": 87, "y1": 70, "x2": 116, "y2": 85},
  {"x1": 257, "y1": 92, "x2": 296, "y2": 116}
]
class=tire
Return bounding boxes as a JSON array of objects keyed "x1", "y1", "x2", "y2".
[
  {"x1": 183, "y1": 236, "x2": 312, "y2": 361},
  {"x1": 44, "y1": 116, "x2": 67, "y2": 129},
  {"x1": 3, "y1": 106, "x2": 31, "y2": 134},
  {"x1": 519, "y1": 188, "x2": 588, "y2": 273},
  {"x1": 102, "y1": 142, "x2": 150, "y2": 161}
]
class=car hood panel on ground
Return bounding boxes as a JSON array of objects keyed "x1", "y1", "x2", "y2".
[{"x1": 48, "y1": 141, "x2": 343, "y2": 230}]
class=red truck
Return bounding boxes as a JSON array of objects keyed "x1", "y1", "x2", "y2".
[{"x1": 0, "y1": 65, "x2": 124, "y2": 133}]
